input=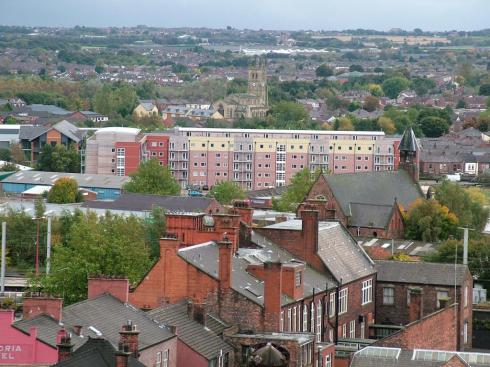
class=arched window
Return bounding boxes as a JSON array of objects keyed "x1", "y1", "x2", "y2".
[
  {"x1": 315, "y1": 194, "x2": 326, "y2": 200},
  {"x1": 303, "y1": 305, "x2": 308, "y2": 331}
]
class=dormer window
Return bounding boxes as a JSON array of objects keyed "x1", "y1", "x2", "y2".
[{"x1": 295, "y1": 271, "x2": 302, "y2": 287}]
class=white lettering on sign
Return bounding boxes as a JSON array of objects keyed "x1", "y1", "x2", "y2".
[{"x1": 0, "y1": 345, "x2": 22, "y2": 360}]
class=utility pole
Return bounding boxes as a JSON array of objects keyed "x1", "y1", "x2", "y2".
[
  {"x1": 35, "y1": 217, "x2": 40, "y2": 276},
  {"x1": 46, "y1": 216, "x2": 52, "y2": 275},
  {"x1": 458, "y1": 227, "x2": 474, "y2": 266},
  {"x1": 0, "y1": 222, "x2": 6, "y2": 294}
]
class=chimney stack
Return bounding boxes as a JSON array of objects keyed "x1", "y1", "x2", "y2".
[
  {"x1": 119, "y1": 320, "x2": 140, "y2": 359},
  {"x1": 263, "y1": 261, "x2": 283, "y2": 332},
  {"x1": 115, "y1": 343, "x2": 131, "y2": 367},
  {"x1": 300, "y1": 210, "x2": 319, "y2": 259},
  {"x1": 218, "y1": 239, "x2": 233, "y2": 290},
  {"x1": 88, "y1": 277, "x2": 129, "y2": 303},
  {"x1": 23, "y1": 296, "x2": 63, "y2": 321},
  {"x1": 56, "y1": 329, "x2": 73, "y2": 363},
  {"x1": 408, "y1": 288, "x2": 423, "y2": 323}
]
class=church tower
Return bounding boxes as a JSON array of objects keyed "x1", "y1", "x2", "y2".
[
  {"x1": 248, "y1": 56, "x2": 268, "y2": 106},
  {"x1": 399, "y1": 127, "x2": 420, "y2": 182}
]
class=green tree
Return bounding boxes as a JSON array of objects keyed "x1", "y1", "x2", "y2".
[
  {"x1": 480, "y1": 84, "x2": 490, "y2": 96},
  {"x1": 144, "y1": 207, "x2": 167, "y2": 259},
  {"x1": 382, "y1": 77, "x2": 410, "y2": 99},
  {"x1": 209, "y1": 181, "x2": 245, "y2": 205},
  {"x1": 124, "y1": 159, "x2": 180, "y2": 196},
  {"x1": 412, "y1": 77, "x2": 436, "y2": 96},
  {"x1": 315, "y1": 64, "x2": 333, "y2": 78},
  {"x1": 419, "y1": 116, "x2": 450, "y2": 137},
  {"x1": 0, "y1": 148, "x2": 11, "y2": 161},
  {"x1": 378, "y1": 116, "x2": 396, "y2": 134},
  {"x1": 0, "y1": 162, "x2": 19, "y2": 172},
  {"x1": 268, "y1": 101, "x2": 310, "y2": 129},
  {"x1": 48, "y1": 177, "x2": 80, "y2": 204},
  {"x1": 404, "y1": 198, "x2": 459, "y2": 242},
  {"x1": 426, "y1": 237, "x2": 490, "y2": 290},
  {"x1": 34, "y1": 196, "x2": 46, "y2": 219},
  {"x1": 334, "y1": 117, "x2": 354, "y2": 131},
  {"x1": 273, "y1": 168, "x2": 320, "y2": 212},
  {"x1": 349, "y1": 64, "x2": 364, "y2": 72},
  {"x1": 436, "y1": 180, "x2": 489, "y2": 232},
  {"x1": 36, "y1": 144, "x2": 80, "y2": 173},
  {"x1": 31, "y1": 211, "x2": 151, "y2": 304}
]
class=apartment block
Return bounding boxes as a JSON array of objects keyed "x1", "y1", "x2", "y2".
[{"x1": 85, "y1": 127, "x2": 400, "y2": 188}]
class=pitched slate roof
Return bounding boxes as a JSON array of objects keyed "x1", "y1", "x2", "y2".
[
  {"x1": 54, "y1": 337, "x2": 145, "y2": 367},
  {"x1": 374, "y1": 260, "x2": 469, "y2": 286},
  {"x1": 83, "y1": 193, "x2": 218, "y2": 213},
  {"x1": 324, "y1": 170, "x2": 422, "y2": 215},
  {"x1": 147, "y1": 303, "x2": 233, "y2": 360},
  {"x1": 261, "y1": 220, "x2": 375, "y2": 284},
  {"x1": 18, "y1": 120, "x2": 85, "y2": 142},
  {"x1": 178, "y1": 235, "x2": 334, "y2": 307},
  {"x1": 351, "y1": 347, "x2": 490, "y2": 367},
  {"x1": 348, "y1": 203, "x2": 394, "y2": 229},
  {"x1": 15, "y1": 294, "x2": 175, "y2": 351}
]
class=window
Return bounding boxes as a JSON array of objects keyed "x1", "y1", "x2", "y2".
[
  {"x1": 329, "y1": 293, "x2": 335, "y2": 317},
  {"x1": 156, "y1": 352, "x2": 161, "y2": 367},
  {"x1": 383, "y1": 287, "x2": 394, "y2": 305},
  {"x1": 325, "y1": 354, "x2": 331, "y2": 367},
  {"x1": 280, "y1": 311, "x2": 284, "y2": 331},
  {"x1": 316, "y1": 301, "x2": 322, "y2": 342},
  {"x1": 163, "y1": 350, "x2": 169, "y2": 367},
  {"x1": 437, "y1": 290, "x2": 449, "y2": 308},
  {"x1": 339, "y1": 288, "x2": 348, "y2": 314},
  {"x1": 303, "y1": 305, "x2": 308, "y2": 331},
  {"x1": 329, "y1": 329, "x2": 334, "y2": 343},
  {"x1": 292, "y1": 307, "x2": 297, "y2": 332},
  {"x1": 288, "y1": 308, "x2": 292, "y2": 331},
  {"x1": 349, "y1": 320, "x2": 356, "y2": 338},
  {"x1": 310, "y1": 302, "x2": 315, "y2": 332},
  {"x1": 362, "y1": 279, "x2": 373, "y2": 305},
  {"x1": 295, "y1": 271, "x2": 302, "y2": 287},
  {"x1": 342, "y1": 323, "x2": 347, "y2": 338},
  {"x1": 465, "y1": 286, "x2": 469, "y2": 307},
  {"x1": 464, "y1": 321, "x2": 468, "y2": 344}
]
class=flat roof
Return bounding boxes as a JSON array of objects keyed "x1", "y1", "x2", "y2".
[
  {"x1": 2, "y1": 171, "x2": 130, "y2": 189},
  {"x1": 174, "y1": 127, "x2": 385, "y2": 136}
]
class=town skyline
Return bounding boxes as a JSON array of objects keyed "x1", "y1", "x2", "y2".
[{"x1": 1, "y1": 0, "x2": 489, "y2": 31}]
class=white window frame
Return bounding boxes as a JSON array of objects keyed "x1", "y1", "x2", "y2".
[
  {"x1": 292, "y1": 306, "x2": 297, "y2": 332},
  {"x1": 339, "y1": 288, "x2": 348, "y2": 314},
  {"x1": 316, "y1": 300, "x2": 322, "y2": 342},
  {"x1": 325, "y1": 354, "x2": 332, "y2": 367},
  {"x1": 163, "y1": 349, "x2": 169, "y2": 367},
  {"x1": 362, "y1": 278, "x2": 373, "y2": 305},
  {"x1": 280, "y1": 310, "x2": 284, "y2": 332},
  {"x1": 303, "y1": 305, "x2": 308, "y2": 331},
  {"x1": 310, "y1": 302, "x2": 315, "y2": 333},
  {"x1": 342, "y1": 323, "x2": 347, "y2": 338},
  {"x1": 329, "y1": 293, "x2": 335, "y2": 317},
  {"x1": 437, "y1": 290, "x2": 449, "y2": 308},
  {"x1": 464, "y1": 321, "x2": 468, "y2": 343},
  {"x1": 288, "y1": 308, "x2": 292, "y2": 331},
  {"x1": 349, "y1": 320, "x2": 356, "y2": 339},
  {"x1": 465, "y1": 285, "x2": 469, "y2": 307},
  {"x1": 156, "y1": 352, "x2": 162, "y2": 367}
]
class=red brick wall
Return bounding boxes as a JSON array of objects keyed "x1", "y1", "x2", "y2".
[
  {"x1": 375, "y1": 304, "x2": 458, "y2": 351},
  {"x1": 116, "y1": 141, "x2": 141, "y2": 175},
  {"x1": 176, "y1": 339, "x2": 208, "y2": 367},
  {"x1": 88, "y1": 278, "x2": 129, "y2": 303},
  {"x1": 23, "y1": 297, "x2": 63, "y2": 321},
  {"x1": 139, "y1": 337, "x2": 177, "y2": 367}
]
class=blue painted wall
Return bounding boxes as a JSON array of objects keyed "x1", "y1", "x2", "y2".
[{"x1": 2, "y1": 182, "x2": 122, "y2": 200}]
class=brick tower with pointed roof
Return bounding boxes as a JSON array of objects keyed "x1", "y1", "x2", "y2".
[{"x1": 399, "y1": 127, "x2": 420, "y2": 182}]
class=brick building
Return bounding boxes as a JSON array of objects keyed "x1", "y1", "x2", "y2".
[
  {"x1": 15, "y1": 278, "x2": 177, "y2": 367},
  {"x1": 298, "y1": 170, "x2": 422, "y2": 239},
  {"x1": 374, "y1": 260, "x2": 473, "y2": 350},
  {"x1": 130, "y1": 207, "x2": 376, "y2": 366}
]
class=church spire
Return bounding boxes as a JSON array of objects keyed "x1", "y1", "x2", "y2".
[{"x1": 399, "y1": 127, "x2": 420, "y2": 182}]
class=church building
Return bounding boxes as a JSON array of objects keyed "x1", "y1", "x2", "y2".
[{"x1": 213, "y1": 57, "x2": 269, "y2": 119}]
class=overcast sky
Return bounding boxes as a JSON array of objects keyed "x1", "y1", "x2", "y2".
[{"x1": 0, "y1": 0, "x2": 489, "y2": 31}]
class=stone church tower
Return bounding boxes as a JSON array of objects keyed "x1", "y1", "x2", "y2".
[
  {"x1": 248, "y1": 57, "x2": 268, "y2": 107},
  {"x1": 399, "y1": 127, "x2": 420, "y2": 182}
]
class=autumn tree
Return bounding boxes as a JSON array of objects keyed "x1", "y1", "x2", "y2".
[
  {"x1": 378, "y1": 116, "x2": 396, "y2": 134},
  {"x1": 48, "y1": 177, "x2": 81, "y2": 204},
  {"x1": 404, "y1": 199, "x2": 458, "y2": 242},
  {"x1": 363, "y1": 96, "x2": 379, "y2": 112},
  {"x1": 382, "y1": 77, "x2": 410, "y2": 99}
]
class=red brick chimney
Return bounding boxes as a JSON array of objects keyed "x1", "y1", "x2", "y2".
[
  {"x1": 88, "y1": 277, "x2": 129, "y2": 303},
  {"x1": 408, "y1": 289, "x2": 423, "y2": 323},
  {"x1": 300, "y1": 210, "x2": 319, "y2": 259},
  {"x1": 119, "y1": 320, "x2": 140, "y2": 359},
  {"x1": 56, "y1": 329, "x2": 73, "y2": 362},
  {"x1": 115, "y1": 343, "x2": 131, "y2": 367},
  {"x1": 263, "y1": 261, "x2": 283, "y2": 332},
  {"x1": 23, "y1": 296, "x2": 63, "y2": 321},
  {"x1": 218, "y1": 239, "x2": 233, "y2": 290},
  {"x1": 281, "y1": 263, "x2": 305, "y2": 301},
  {"x1": 232, "y1": 200, "x2": 253, "y2": 227}
]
